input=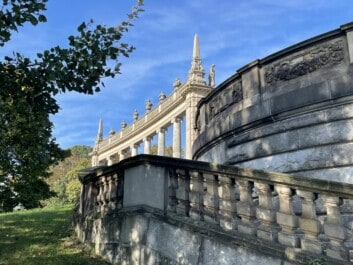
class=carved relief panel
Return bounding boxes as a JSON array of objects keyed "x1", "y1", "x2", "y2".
[
  {"x1": 207, "y1": 80, "x2": 243, "y2": 123},
  {"x1": 264, "y1": 39, "x2": 345, "y2": 85}
]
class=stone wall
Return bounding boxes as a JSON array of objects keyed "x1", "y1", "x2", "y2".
[
  {"x1": 75, "y1": 207, "x2": 295, "y2": 265},
  {"x1": 193, "y1": 22, "x2": 353, "y2": 183}
]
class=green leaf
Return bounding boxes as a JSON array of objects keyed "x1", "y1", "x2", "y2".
[{"x1": 38, "y1": 15, "x2": 47, "y2": 23}]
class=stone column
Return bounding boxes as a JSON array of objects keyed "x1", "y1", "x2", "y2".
[
  {"x1": 185, "y1": 93, "x2": 196, "y2": 159},
  {"x1": 346, "y1": 29, "x2": 353, "y2": 63},
  {"x1": 131, "y1": 144, "x2": 139, "y2": 157},
  {"x1": 172, "y1": 118, "x2": 182, "y2": 158},
  {"x1": 107, "y1": 156, "x2": 114, "y2": 166},
  {"x1": 119, "y1": 151, "x2": 125, "y2": 161},
  {"x1": 157, "y1": 128, "x2": 166, "y2": 156},
  {"x1": 143, "y1": 136, "x2": 152, "y2": 155}
]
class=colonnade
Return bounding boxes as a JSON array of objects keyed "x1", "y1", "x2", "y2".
[{"x1": 91, "y1": 34, "x2": 214, "y2": 166}]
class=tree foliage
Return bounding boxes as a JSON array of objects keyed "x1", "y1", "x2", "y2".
[
  {"x1": 0, "y1": 0, "x2": 144, "y2": 211},
  {"x1": 45, "y1": 145, "x2": 92, "y2": 206}
]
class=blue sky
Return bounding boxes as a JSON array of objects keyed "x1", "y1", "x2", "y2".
[{"x1": 1, "y1": 0, "x2": 352, "y2": 149}]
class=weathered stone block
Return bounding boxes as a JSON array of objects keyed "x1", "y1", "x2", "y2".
[
  {"x1": 123, "y1": 165, "x2": 167, "y2": 210},
  {"x1": 256, "y1": 226, "x2": 279, "y2": 242},
  {"x1": 219, "y1": 217, "x2": 238, "y2": 231},
  {"x1": 270, "y1": 81, "x2": 330, "y2": 115},
  {"x1": 276, "y1": 212, "x2": 298, "y2": 229},
  {"x1": 202, "y1": 238, "x2": 287, "y2": 265},
  {"x1": 146, "y1": 219, "x2": 201, "y2": 265},
  {"x1": 238, "y1": 222, "x2": 258, "y2": 235},
  {"x1": 299, "y1": 218, "x2": 321, "y2": 234},
  {"x1": 324, "y1": 223, "x2": 346, "y2": 241},
  {"x1": 120, "y1": 215, "x2": 148, "y2": 245},
  {"x1": 219, "y1": 200, "x2": 236, "y2": 213},
  {"x1": 256, "y1": 207, "x2": 276, "y2": 223},
  {"x1": 237, "y1": 201, "x2": 256, "y2": 217},
  {"x1": 278, "y1": 231, "x2": 300, "y2": 248},
  {"x1": 300, "y1": 238, "x2": 323, "y2": 254}
]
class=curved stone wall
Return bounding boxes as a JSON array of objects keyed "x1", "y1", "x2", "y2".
[{"x1": 193, "y1": 22, "x2": 353, "y2": 183}]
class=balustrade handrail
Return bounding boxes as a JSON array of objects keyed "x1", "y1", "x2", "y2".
[{"x1": 81, "y1": 154, "x2": 353, "y2": 199}]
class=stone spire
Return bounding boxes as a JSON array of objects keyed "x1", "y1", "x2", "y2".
[
  {"x1": 96, "y1": 118, "x2": 103, "y2": 143},
  {"x1": 187, "y1": 34, "x2": 206, "y2": 85}
]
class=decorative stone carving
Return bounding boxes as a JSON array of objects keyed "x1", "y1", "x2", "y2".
[
  {"x1": 208, "y1": 64, "x2": 215, "y2": 87},
  {"x1": 265, "y1": 40, "x2": 344, "y2": 85},
  {"x1": 145, "y1": 99, "x2": 153, "y2": 112},
  {"x1": 207, "y1": 81, "x2": 243, "y2": 121},
  {"x1": 159, "y1": 91, "x2": 166, "y2": 102},
  {"x1": 109, "y1": 128, "x2": 115, "y2": 136},
  {"x1": 133, "y1": 109, "x2": 139, "y2": 122},
  {"x1": 121, "y1": 120, "x2": 127, "y2": 129},
  {"x1": 187, "y1": 34, "x2": 207, "y2": 85},
  {"x1": 173, "y1": 77, "x2": 181, "y2": 89}
]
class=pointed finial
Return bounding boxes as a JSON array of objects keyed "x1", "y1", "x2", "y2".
[
  {"x1": 192, "y1": 34, "x2": 200, "y2": 59},
  {"x1": 94, "y1": 118, "x2": 103, "y2": 148},
  {"x1": 133, "y1": 109, "x2": 139, "y2": 121},
  {"x1": 159, "y1": 91, "x2": 166, "y2": 102},
  {"x1": 173, "y1": 77, "x2": 181, "y2": 89},
  {"x1": 187, "y1": 34, "x2": 206, "y2": 85}
]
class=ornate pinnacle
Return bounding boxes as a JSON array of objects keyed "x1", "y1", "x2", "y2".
[
  {"x1": 133, "y1": 109, "x2": 139, "y2": 121},
  {"x1": 187, "y1": 34, "x2": 206, "y2": 85},
  {"x1": 96, "y1": 118, "x2": 103, "y2": 143},
  {"x1": 94, "y1": 118, "x2": 103, "y2": 151}
]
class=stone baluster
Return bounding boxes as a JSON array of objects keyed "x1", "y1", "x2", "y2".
[
  {"x1": 102, "y1": 176, "x2": 110, "y2": 212},
  {"x1": 167, "y1": 168, "x2": 178, "y2": 213},
  {"x1": 175, "y1": 169, "x2": 190, "y2": 216},
  {"x1": 255, "y1": 182, "x2": 279, "y2": 241},
  {"x1": 297, "y1": 190, "x2": 323, "y2": 254},
  {"x1": 119, "y1": 151, "x2": 125, "y2": 161},
  {"x1": 218, "y1": 175, "x2": 237, "y2": 231},
  {"x1": 323, "y1": 195, "x2": 348, "y2": 261},
  {"x1": 107, "y1": 155, "x2": 115, "y2": 166},
  {"x1": 236, "y1": 179, "x2": 258, "y2": 235},
  {"x1": 203, "y1": 174, "x2": 219, "y2": 224},
  {"x1": 275, "y1": 185, "x2": 300, "y2": 247},
  {"x1": 116, "y1": 172, "x2": 124, "y2": 210},
  {"x1": 189, "y1": 170, "x2": 204, "y2": 221},
  {"x1": 107, "y1": 174, "x2": 118, "y2": 210},
  {"x1": 96, "y1": 177, "x2": 105, "y2": 213}
]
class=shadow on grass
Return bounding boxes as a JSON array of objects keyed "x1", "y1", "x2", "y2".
[{"x1": 0, "y1": 205, "x2": 109, "y2": 265}]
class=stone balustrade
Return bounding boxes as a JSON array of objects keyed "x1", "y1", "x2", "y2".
[{"x1": 78, "y1": 155, "x2": 353, "y2": 263}]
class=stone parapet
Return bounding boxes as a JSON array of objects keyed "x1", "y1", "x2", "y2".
[{"x1": 76, "y1": 154, "x2": 353, "y2": 264}]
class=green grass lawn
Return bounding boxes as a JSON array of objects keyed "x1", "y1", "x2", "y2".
[{"x1": 0, "y1": 204, "x2": 110, "y2": 265}]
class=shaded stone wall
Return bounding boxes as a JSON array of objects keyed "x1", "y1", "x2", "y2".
[
  {"x1": 193, "y1": 22, "x2": 353, "y2": 183},
  {"x1": 75, "y1": 207, "x2": 295, "y2": 265}
]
